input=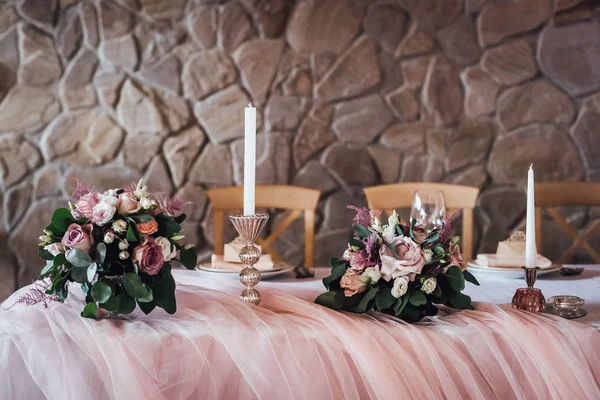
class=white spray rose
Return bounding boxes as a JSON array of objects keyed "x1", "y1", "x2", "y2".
[
  {"x1": 382, "y1": 225, "x2": 396, "y2": 243},
  {"x1": 118, "y1": 240, "x2": 129, "y2": 250},
  {"x1": 112, "y1": 219, "x2": 127, "y2": 233},
  {"x1": 361, "y1": 266, "x2": 381, "y2": 284},
  {"x1": 104, "y1": 232, "x2": 115, "y2": 244},
  {"x1": 391, "y1": 276, "x2": 409, "y2": 298},
  {"x1": 423, "y1": 248, "x2": 433, "y2": 264},
  {"x1": 134, "y1": 179, "x2": 149, "y2": 199},
  {"x1": 100, "y1": 190, "x2": 120, "y2": 207},
  {"x1": 388, "y1": 210, "x2": 400, "y2": 228},
  {"x1": 421, "y1": 277, "x2": 437, "y2": 294},
  {"x1": 140, "y1": 197, "x2": 154, "y2": 210},
  {"x1": 155, "y1": 236, "x2": 177, "y2": 261}
]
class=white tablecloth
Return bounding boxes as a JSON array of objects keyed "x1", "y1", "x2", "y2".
[{"x1": 252, "y1": 265, "x2": 600, "y2": 327}]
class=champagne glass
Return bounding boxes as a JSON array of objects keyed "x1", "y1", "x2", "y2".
[{"x1": 410, "y1": 190, "x2": 447, "y2": 231}]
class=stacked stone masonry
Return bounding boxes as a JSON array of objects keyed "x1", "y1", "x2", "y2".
[{"x1": 0, "y1": 0, "x2": 599, "y2": 299}]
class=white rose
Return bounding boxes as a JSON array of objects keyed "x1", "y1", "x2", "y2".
[
  {"x1": 134, "y1": 179, "x2": 149, "y2": 199},
  {"x1": 140, "y1": 197, "x2": 154, "y2": 210},
  {"x1": 155, "y1": 236, "x2": 177, "y2": 261},
  {"x1": 391, "y1": 276, "x2": 409, "y2": 298},
  {"x1": 104, "y1": 232, "x2": 115, "y2": 244},
  {"x1": 342, "y1": 248, "x2": 352, "y2": 260},
  {"x1": 100, "y1": 190, "x2": 120, "y2": 207},
  {"x1": 112, "y1": 219, "x2": 127, "y2": 233},
  {"x1": 421, "y1": 277, "x2": 437, "y2": 294},
  {"x1": 388, "y1": 210, "x2": 400, "y2": 228},
  {"x1": 361, "y1": 266, "x2": 381, "y2": 284},
  {"x1": 44, "y1": 242, "x2": 66, "y2": 256},
  {"x1": 423, "y1": 248, "x2": 433, "y2": 264},
  {"x1": 92, "y1": 202, "x2": 116, "y2": 226},
  {"x1": 382, "y1": 225, "x2": 396, "y2": 243},
  {"x1": 118, "y1": 240, "x2": 129, "y2": 250}
]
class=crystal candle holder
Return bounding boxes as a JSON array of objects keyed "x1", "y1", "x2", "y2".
[
  {"x1": 511, "y1": 267, "x2": 545, "y2": 312},
  {"x1": 229, "y1": 213, "x2": 269, "y2": 306}
]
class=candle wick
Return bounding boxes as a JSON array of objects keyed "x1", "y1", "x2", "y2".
[
  {"x1": 247, "y1": 103, "x2": 252, "y2": 108},
  {"x1": 530, "y1": 163, "x2": 533, "y2": 169}
]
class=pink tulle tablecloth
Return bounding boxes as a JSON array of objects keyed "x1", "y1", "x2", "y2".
[{"x1": 1, "y1": 268, "x2": 599, "y2": 400}]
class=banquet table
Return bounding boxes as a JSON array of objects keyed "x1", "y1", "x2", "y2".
[{"x1": 1, "y1": 265, "x2": 599, "y2": 400}]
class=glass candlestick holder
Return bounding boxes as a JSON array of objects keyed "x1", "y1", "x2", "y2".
[
  {"x1": 511, "y1": 267, "x2": 545, "y2": 312},
  {"x1": 229, "y1": 213, "x2": 269, "y2": 306}
]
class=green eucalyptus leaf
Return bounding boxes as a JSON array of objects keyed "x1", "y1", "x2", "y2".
[
  {"x1": 66, "y1": 249, "x2": 92, "y2": 268},
  {"x1": 44, "y1": 223, "x2": 62, "y2": 236},
  {"x1": 130, "y1": 214, "x2": 155, "y2": 223},
  {"x1": 174, "y1": 214, "x2": 187, "y2": 224},
  {"x1": 53, "y1": 253, "x2": 67, "y2": 267},
  {"x1": 51, "y1": 208, "x2": 76, "y2": 233},
  {"x1": 322, "y1": 263, "x2": 347, "y2": 289},
  {"x1": 91, "y1": 280, "x2": 112, "y2": 303},
  {"x1": 117, "y1": 294, "x2": 137, "y2": 314},
  {"x1": 95, "y1": 243, "x2": 107, "y2": 266},
  {"x1": 154, "y1": 265, "x2": 176, "y2": 314},
  {"x1": 87, "y1": 262, "x2": 97, "y2": 282},
  {"x1": 402, "y1": 303, "x2": 421, "y2": 321},
  {"x1": 353, "y1": 224, "x2": 371, "y2": 239},
  {"x1": 123, "y1": 272, "x2": 148, "y2": 298},
  {"x1": 375, "y1": 287, "x2": 396, "y2": 311},
  {"x1": 71, "y1": 267, "x2": 89, "y2": 283},
  {"x1": 315, "y1": 291, "x2": 343, "y2": 310},
  {"x1": 137, "y1": 285, "x2": 153, "y2": 303},
  {"x1": 126, "y1": 223, "x2": 139, "y2": 242},
  {"x1": 41, "y1": 260, "x2": 54, "y2": 276},
  {"x1": 100, "y1": 295, "x2": 120, "y2": 312},
  {"x1": 394, "y1": 293, "x2": 410, "y2": 316},
  {"x1": 433, "y1": 245, "x2": 445, "y2": 256},
  {"x1": 356, "y1": 287, "x2": 379, "y2": 313},
  {"x1": 348, "y1": 237, "x2": 365, "y2": 249},
  {"x1": 409, "y1": 289, "x2": 427, "y2": 306},
  {"x1": 445, "y1": 265, "x2": 466, "y2": 291},
  {"x1": 449, "y1": 292, "x2": 473, "y2": 310},
  {"x1": 81, "y1": 302, "x2": 98, "y2": 319}
]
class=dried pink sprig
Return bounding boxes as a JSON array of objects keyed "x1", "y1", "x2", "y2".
[
  {"x1": 152, "y1": 193, "x2": 191, "y2": 217},
  {"x1": 69, "y1": 177, "x2": 96, "y2": 202},
  {"x1": 347, "y1": 205, "x2": 372, "y2": 228},
  {"x1": 4, "y1": 280, "x2": 60, "y2": 310}
]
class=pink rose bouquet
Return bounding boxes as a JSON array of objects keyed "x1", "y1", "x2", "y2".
[
  {"x1": 38, "y1": 179, "x2": 197, "y2": 319},
  {"x1": 316, "y1": 207, "x2": 479, "y2": 322}
]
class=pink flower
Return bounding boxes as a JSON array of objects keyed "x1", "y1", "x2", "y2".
[
  {"x1": 447, "y1": 240, "x2": 466, "y2": 271},
  {"x1": 72, "y1": 192, "x2": 100, "y2": 220},
  {"x1": 91, "y1": 202, "x2": 116, "y2": 226},
  {"x1": 412, "y1": 223, "x2": 428, "y2": 244},
  {"x1": 340, "y1": 269, "x2": 368, "y2": 297},
  {"x1": 61, "y1": 224, "x2": 94, "y2": 253},
  {"x1": 152, "y1": 193, "x2": 189, "y2": 217},
  {"x1": 44, "y1": 242, "x2": 66, "y2": 256},
  {"x1": 132, "y1": 237, "x2": 164, "y2": 276},
  {"x1": 118, "y1": 192, "x2": 140, "y2": 215},
  {"x1": 380, "y1": 236, "x2": 425, "y2": 282}
]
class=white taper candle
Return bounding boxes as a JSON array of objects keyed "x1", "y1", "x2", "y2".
[
  {"x1": 525, "y1": 165, "x2": 537, "y2": 268},
  {"x1": 243, "y1": 104, "x2": 256, "y2": 216}
]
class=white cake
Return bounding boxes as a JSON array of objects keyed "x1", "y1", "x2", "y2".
[
  {"x1": 224, "y1": 236, "x2": 262, "y2": 263},
  {"x1": 211, "y1": 254, "x2": 276, "y2": 271}
]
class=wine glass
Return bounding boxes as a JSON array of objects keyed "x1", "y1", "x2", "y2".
[{"x1": 410, "y1": 190, "x2": 447, "y2": 231}]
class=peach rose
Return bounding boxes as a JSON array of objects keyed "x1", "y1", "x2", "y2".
[
  {"x1": 118, "y1": 192, "x2": 141, "y2": 215},
  {"x1": 380, "y1": 236, "x2": 425, "y2": 282},
  {"x1": 448, "y1": 241, "x2": 466, "y2": 271},
  {"x1": 137, "y1": 220, "x2": 158, "y2": 235},
  {"x1": 340, "y1": 269, "x2": 368, "y2": 297}
]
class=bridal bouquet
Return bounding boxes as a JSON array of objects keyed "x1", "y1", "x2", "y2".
[
  {"x1": 316, "y1": 206, "x2": 479, "y2": 322},
  {"x1": 37, "y1": 179, "x2": 197, "y2": 319}
]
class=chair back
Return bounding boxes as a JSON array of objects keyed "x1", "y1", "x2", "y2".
[
  {"x1": 206, "y1": 185, "x2": 321, "y2": 267},
  {"x1": 363, "y1": 183, "x2": 479, "y2": 261},
  {"x1": 535, "y1": 182, "x2": 600, "y2": 264}
]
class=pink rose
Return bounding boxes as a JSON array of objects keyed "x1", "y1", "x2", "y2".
[
  {"x1": 412, "y1": 223, "x2": 428, "y2": 244},
  {"x1": 340, "y1": 269, "x2": 368, "y2": 297},
  {"x1": 44, "y1": 242, "x2": 66, "y2": 256},
  {"x1": 447, "y1": 241, "x2": 466, "y2": 271},
  {"x1": 132, "y1": 237, "x2": 164, "y2": 276},
  {"x1": 61, "y1": 223, "x2": 94, "y2": 253},
  {"x1": 118, "y1": 192, "x2": 141, "y2": 215},
  {"x1": 380, "y1": 236, "x2": 425, "y2": 282},
  {"x1": 73, "y1": 192, "x2": 99, "y2": 220}
]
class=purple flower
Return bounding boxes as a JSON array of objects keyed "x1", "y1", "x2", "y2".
[
  {"x1": 347, "y1": 205, "x2": 372, "y2": 228},
  {"x1": 152, "y1": 193, "x2": 190, "y2": 217}
]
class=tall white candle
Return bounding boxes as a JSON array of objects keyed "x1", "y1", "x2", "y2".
[
  {"x1": 525, "y1": 165, "x2": 537, "y2": 268},
  {"x1": 243, "y1": 104, "x2": 256, "y2": 216}
]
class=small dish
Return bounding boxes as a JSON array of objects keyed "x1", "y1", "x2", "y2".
[
  {"x1": 548, "y1": 295, "x2": 585, "y2": 317},
  {"x1": 544, "y1": 304, "x2": 587, "y2": 319}
]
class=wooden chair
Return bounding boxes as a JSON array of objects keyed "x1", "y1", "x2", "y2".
[
  {"x1": 535, "y1": 182, "x2": 600, "y2": 264},
  {"x1": 363, "y1": 183, "x2": 479, "y2": 261},
  {"x1": 206, "y1": 185, "x2": 321, "y2": 268}
]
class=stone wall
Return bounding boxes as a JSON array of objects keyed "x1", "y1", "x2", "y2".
[{"x1": 0, "y1": 0, "x2": 599, "y2": 299}]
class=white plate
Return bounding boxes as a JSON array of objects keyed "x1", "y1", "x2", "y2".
[
  {"x1": 467, "y1": 260, "x2": 561, "y2": 279},
  {"x1": 196, "y1": 262, "x2": 294, "y2": 280}
]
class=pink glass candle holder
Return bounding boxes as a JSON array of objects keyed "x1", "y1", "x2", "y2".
[{"x1": 511, "y1": 267, "x2": 545, "y2": 312}]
